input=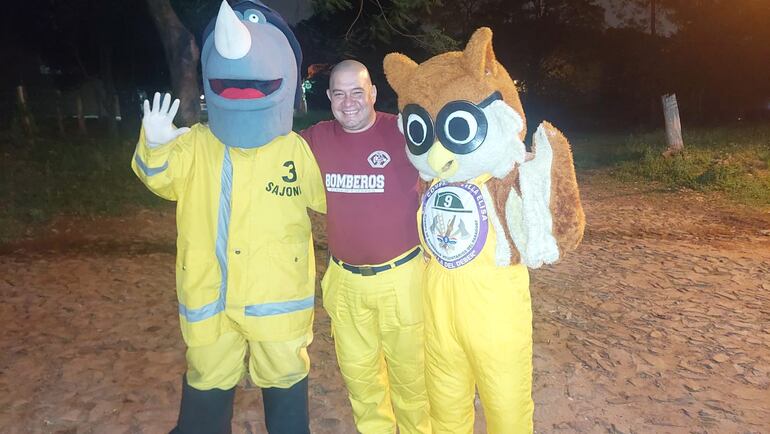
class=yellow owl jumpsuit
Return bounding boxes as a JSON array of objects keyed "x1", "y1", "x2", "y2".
[
  {"x1": 419, "y1": 175, "x2": 533, "y2": 434},
  {"x1": 132, "y1": 124, "x2": 326, "y2": 390}
]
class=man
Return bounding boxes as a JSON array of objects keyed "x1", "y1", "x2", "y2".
[
  {"x1": 131, "y1": 2, "x2": 324, "y2": 433},
  {"x1": 300, "y1": 60, "x2": 431, "y2": 434}
]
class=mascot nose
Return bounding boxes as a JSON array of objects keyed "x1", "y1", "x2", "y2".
[
  {"x1": 428, "y1": 142, "x2": 459, "y2": 179},
  {"x1": 214, "y1": 0, "x2": 252, "y2": 60}
]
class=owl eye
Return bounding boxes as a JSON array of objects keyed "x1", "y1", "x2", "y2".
[
  {"x1": 407, "y1": 114, "x2": 428, "y2": 145},
  {"x1": 443, "y1": 110, "x2": 478, "y2": 145},
  {"x1": 435, "y1": 100, "x2": 489, "y2": 155},
  {"x1": 401, "y1": 104, "x2": 434, "y2": 156}
]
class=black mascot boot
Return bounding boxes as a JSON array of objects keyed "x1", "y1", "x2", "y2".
[
  {"x1": 262, "y1": 376, "x2": 310, "y2": 434},
  {"x1": 169, "y1": 375, "x2": 236, "y2": 434}
]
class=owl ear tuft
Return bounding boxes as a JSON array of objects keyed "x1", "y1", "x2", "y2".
[
  {"x1": 384, "y1": 53, "x2": 418, "y2": 96},
  {"x1": 463, "y1": 27, "x2": 498, "y2": 80}
]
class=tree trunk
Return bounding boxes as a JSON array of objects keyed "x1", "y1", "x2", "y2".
[
  {"x1": 144, "y1": 0, "x2": 201, "y2": 126},
  {"x1": 650, "y1": 0, "x2": 656, "y2": 36},
  {"x1": 662, "y1": 93, "x2": 684, "y2": 157}
]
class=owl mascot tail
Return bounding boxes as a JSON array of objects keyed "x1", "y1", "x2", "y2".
[{"x1": 384, "y1": 27, "x2": 585, "y2": 434}]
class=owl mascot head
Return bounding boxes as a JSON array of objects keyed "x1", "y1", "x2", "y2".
[{"x1": 384, "y1": 27, "x2": 585, "y2": 268}]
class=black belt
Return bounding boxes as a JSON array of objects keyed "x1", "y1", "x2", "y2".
[{"x1": 331, "y1": 247, "x2": 422, "y2": 276}]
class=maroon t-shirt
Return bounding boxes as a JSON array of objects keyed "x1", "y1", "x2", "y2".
[{"x1": 301, "y1": 112, "x2": 420, "y2": 265}]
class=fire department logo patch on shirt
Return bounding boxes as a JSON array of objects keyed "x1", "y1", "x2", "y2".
[
  {"x1": 367, "y1": 150, "x2": 390, "y2": 168},
  {"x1": 422, "y1": 182, "x2": 488, "y2": 269}
]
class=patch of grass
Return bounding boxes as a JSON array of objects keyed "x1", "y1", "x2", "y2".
[
  {"x1": 568, "y1": 130, "x2": 658, "y2": 170},
  {"x1": 0, "y1": 131, "x2": 167, "y2": 242},
  {"x1": 3, "y1": 117, "x2": 766, "y2": 242},
  {"x1": 0, "y1": 113, "x2": 334, "y2": 242},
  {"x1": 611, "y1": 124, "x2": 770, "y2": 206}
]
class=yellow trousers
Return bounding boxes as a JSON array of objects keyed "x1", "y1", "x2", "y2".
[
  {"x1": 321, "y1": 249, "x2": 431, "y2": 434},
  {"x1": 424, "y1": 261, "x2": 533, "y2": 434},
  {"x1": 186, "y1": 314, "x2": 311, "y2": 391}
]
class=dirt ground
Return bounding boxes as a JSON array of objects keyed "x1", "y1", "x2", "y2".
[{"x1": 1, "y1": 170, "x2": 769, "y2": 434}]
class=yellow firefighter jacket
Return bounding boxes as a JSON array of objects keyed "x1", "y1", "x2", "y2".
[{"x1": 132, "y1": 124, "x2": 326, "y2": 347}]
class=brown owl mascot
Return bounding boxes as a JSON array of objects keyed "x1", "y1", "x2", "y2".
[{"x1": 384, "y1": 27, "x2": 585, "y2": 433}]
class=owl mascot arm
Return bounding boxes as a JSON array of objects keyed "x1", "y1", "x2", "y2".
[
  {"x1": 509, "y1": 122, "x2": 584, "y2": 267},
  {"x1": 384, "y1": 27, "x2": 585, "y2": 269}
]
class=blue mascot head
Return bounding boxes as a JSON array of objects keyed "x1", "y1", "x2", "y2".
[{"x1": 201, "y1": 0, "x2": 302, "y2": 148}]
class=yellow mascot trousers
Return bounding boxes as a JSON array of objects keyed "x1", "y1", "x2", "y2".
[
  {"x1": 186, "y1": 314, "x2": 312, "y2": 391},
  {"x1": 321, "y1": 248, "x2": 431, "y2": 434},
  {"x1": 424, "y1": 261, "x2": 533, "y2": 434}
]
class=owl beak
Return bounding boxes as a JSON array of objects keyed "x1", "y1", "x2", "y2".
[{"x1": 428, "y1": 142, "x2": 459, "y2": 179}]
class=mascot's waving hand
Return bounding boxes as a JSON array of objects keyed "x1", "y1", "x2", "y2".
[{"x1": 384, "y1": 27, "x2": 585, "y2": 434}]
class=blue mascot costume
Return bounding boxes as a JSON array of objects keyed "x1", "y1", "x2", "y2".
[{"x1": 131, "y1": 1, "x2": 326, "y2": 433}]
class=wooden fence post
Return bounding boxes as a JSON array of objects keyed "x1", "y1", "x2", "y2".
[
  {"x1": 16, "y1": 85, "x2": 36, "y2": 136},
  {"x1": 55, "y1": 90, "x2": 66, "y2": 137},
  {"x1": 661, "y1": 93, "x2": 684, "y2": 157},
  {"x1": 76, "y1": 91, "x2": 88, "y2": 136},
  {"x1": 110, "y1": 94, "x2": 122, "y2": 137},
  {"x1": 113, "y1": 94, "x2": 122, "y2": 122}
]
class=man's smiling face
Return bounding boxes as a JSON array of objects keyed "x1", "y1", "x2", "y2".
[{"x1": 327, "y1": 67, "x2": 377, "y2": 133}]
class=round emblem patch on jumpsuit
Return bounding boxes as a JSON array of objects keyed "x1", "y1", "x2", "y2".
[{"x1": 422, "y1": 182, "x2": 488, "y2": 269}]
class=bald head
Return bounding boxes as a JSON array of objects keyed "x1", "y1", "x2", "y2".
[
  {"x1": 327, "y1": 59, "x2": 378, "y2": 133},
  {"x1": 329, "y1": 60, "x2": 372, "y2": 87}
]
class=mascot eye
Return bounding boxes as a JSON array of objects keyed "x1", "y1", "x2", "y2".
[
  {"x1": 443, "y1": 110, "x2": 477, "y2": 145},
  {"x1": 402, "y1": 104, "x2": 434, "y2": 156},
  {"x1": 435, "y1": 100, "x2": 488, "y2": 155},
  {"x1": 408, "y1": 114, "x2": 428, "y2": 145},
  {"x1": 244, "y1": 9, "x2": 266, "y2": 23}
]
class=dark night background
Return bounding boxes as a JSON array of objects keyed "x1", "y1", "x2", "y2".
[{"x1": 2, "y1": 0, "x2": 769, "y2": 133}]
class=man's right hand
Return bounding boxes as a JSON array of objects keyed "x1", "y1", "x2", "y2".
[{"x1": 143, "y1": 92, "x2": 191, "y2": 148}]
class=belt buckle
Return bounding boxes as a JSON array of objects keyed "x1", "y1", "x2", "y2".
[{"x1": 358, "y1": 266, "x2": 376, "y2": 276}]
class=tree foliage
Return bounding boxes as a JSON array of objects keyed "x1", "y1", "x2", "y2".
[
  {"x1": 412, "y1": 0, "x2": 770, "y2": 127},
  {"x1": 4, "y1": 0, "x2": 768, "y2": 130}
]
